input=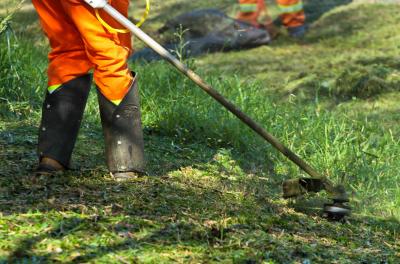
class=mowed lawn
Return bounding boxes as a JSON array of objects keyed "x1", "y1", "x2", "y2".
[{"x1": 0, "y1": 0, "x2": 399, "y2": 263}]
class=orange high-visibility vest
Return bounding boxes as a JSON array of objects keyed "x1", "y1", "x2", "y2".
[
  {"x1": 237, "y1": 0, "x2": 267, "y2": 27},
  {"x1": 32, "y1": 0, "x2": 133, "y2": 102},
  {"x1": 237, "y1": 0, "x2": 305, "y2": 28}
]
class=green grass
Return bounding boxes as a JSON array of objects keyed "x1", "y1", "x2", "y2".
[{"x1": 1, "y1": 0, "x2": 400, "y2": 263}]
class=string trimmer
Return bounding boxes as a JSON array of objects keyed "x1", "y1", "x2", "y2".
[{"x1": 84, "y1": 0, "x2": 351, "y2": 220}]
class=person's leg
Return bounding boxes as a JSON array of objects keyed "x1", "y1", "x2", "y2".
[
  {"x1": 32, "y1": 0, "x2": 93, "y2": 87},
  {"x1": 61, "y1": 0, "x2": 145, "y2": 179},
  {"x1": 32, "y1": 0, "x2": 93, "y2": 173},
  {"x1": 96, "y1": 72, "x2": 145, "y2": 180},
  {"x1": 237, "y1": 0, "x2": 264, "y2": 27},
  {"x1": 61, "y1": 0, "x2": 133, "y2": 102},
  {"x1": 276, "y1": 0, "x2": 306, "y2": 37},
  {"x1": 237, "y1": 0, "x2": 279, "y2": 38}
]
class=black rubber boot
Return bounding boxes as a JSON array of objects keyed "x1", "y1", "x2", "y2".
[
  {"x1": 37, "y1": 74, "x2": 92, "y2": 170},
  {"x1": 97, "y1": 74, "x2": 145, "y2": 181}
]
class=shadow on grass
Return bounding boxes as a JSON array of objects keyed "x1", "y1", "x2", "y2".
[
  {"x1": 1, "y1": 123, "x2": 278, "y2": 262},
  {"x1": 4, "y1": 177, "x2": 272, "y2": 262},
  {"x1": 7, "y1": 211, "x2": 398, "y2": 263},
  {"x1": 1, "y1": 120, "x2": 399, "y2": 262}
]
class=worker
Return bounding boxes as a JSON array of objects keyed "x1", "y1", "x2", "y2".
[
  {"x1": 32, "y1": 0, "x2": 145, "y2": 181},
  {"x1": 237, "y1": 0, "x2": 306, "y2": 38}
]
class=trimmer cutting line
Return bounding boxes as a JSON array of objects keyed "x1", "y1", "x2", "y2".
[{"x1": 84, "y1": 0, "x2": 351, "y2": 220}]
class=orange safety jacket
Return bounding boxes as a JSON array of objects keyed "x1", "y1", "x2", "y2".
[
  {"x1": 237, "y1": 0, "x2": 305, "y2": 29},
  {"x1": 32, "y1": 0, "x2": 133, "y2": 103}
]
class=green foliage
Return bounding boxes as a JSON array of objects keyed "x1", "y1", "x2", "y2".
[
  {"x1": 0, "y1": 0, "x2": 25, "y2": 35},
  {"x1": 0, "y1": 33, "x2": 45, "y2": 118}
]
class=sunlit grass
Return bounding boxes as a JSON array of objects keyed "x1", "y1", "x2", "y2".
[{"x1": 1, "y1": 0, "x2": 399, "y2": 263}]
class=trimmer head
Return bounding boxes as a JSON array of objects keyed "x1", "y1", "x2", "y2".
[{"x1": 282, "y1": 177, "x2": 351, "y2": 220}]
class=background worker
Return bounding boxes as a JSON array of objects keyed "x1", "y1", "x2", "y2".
[
  {"x1": 237, "y1": 0, "x2": 306, "y2": 38},
  {"x1": 32, "y1": 0, "x2": 145, "y2": 181}
]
